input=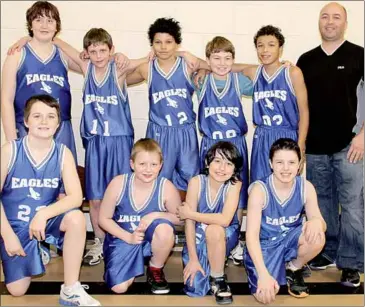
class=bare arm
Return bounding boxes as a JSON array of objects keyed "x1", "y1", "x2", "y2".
[
  {"x1": 290, "y1": 66, "x2": 309, "y2": 154},
  {"x1": 53, "y1": 37, "x2": 88, "y2": 74},
  {"x1": 36, "y1": 148, "x2": 83, "y2": 221},
  {"x1": 161, "y1": 180, "x2": 183, "y2": 225},
  {"x1": 126, "y1": 62, "x2": 148, "y2": 86},
  {"x1": 0, "y1": 143, "x2": 15, "y2": 237},
  {"x1": 232, "y1": 63, "x2": 259, "y2": 80},
  {"x1": 245, "y1": 183, "x2": 270, "y2": 278},
  {"x1": 186, "y1": 181, "x2": 242, "y2": 227},
  {"x1": 184, "y1": 177, "x2": 200, "y2": 262},
  {"x1": 98, "y1": 175, "x2": 134, "y2": 243},
  {"x1": 1, "y1": 53, "x2": 21, "y2": 141},
  {"x1": 304, "y1": 181, "x2": 326, "y2": 231}
]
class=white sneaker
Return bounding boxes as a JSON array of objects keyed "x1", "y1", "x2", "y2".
[
  {"x1": 39, "y1": 243, "x2": 51, "y2": 266},
  {"x1": 59, "y1": 282, "x2": 101, "y2": 306},
  {"x1": 228, "y1": 240, "x2": 244, "y2": 266},
  {"x1": 83, "y1": 238, "x2": 103, "y2": 266}
]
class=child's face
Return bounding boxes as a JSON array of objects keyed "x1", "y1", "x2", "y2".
[
  {"x1": 86, "y1": 43, "x2": 113, "y2": 69},
  {"x1": 152, "y1": 33, "x2": 179, "y2": 60},
  {"x1": 269, "y1": 150, "x2": 299, "y2": 183},
  {"x1": 130, "y1": 151, "x2": 162, "y2": 183},
  {"x1": 25, "y1": 101, "x2": 59, "y2": 139},
  {"x1": 256, "y1": 35, "x2": 282, "y2": 65},
  {"x1": 208, "y1": 152, "x2": 235, "y2": 183},
  {"x1": 31, "y1": 13, "x2": 57, "y2": 41},
  {"x1": 207, "y1": 51, "x2": 234, "y2": 78}
]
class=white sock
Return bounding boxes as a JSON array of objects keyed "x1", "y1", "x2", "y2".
[
  {"x1": 149, "y1": 261, "x2": 163, "y2": 269},
  {"x1": 286, "y1": 260, "x2": 301, "y2": 272},
  {"x1": 63, "y1": 281, "x2": 79, "y2": 293},
  {"x1": 210, "y1": 271, "x2": 224, "y2": 278}
]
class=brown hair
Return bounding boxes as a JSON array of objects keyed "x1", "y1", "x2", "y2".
[
  {"x1": 83, "y1": 28, "x2": 113, "y2": 50},
  {"x1": 130, "y1": 138, "x2": 163, "y2": 163},
  {"x1": 24, "y1": 94, "x2": 60, "y2": 123},
  {"x1": 205, "y1": 36, "x2": 235, "y2": 59},
  {"x1": 26, "y1": 1, "x2": 61, "y2": 37}
]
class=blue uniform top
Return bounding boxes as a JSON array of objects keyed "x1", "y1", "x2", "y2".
[
  {"x1": 109, "y1": 173, "x2": 167, "y2": 234},
  {"x1": 1, "y1": 137, "x2": 64, "y2": 225},
  {"x1": 196, "y1": 175, "x2": 239, "y2": 226},
  {"x1": 198, "y1": 72, "x2": 251, "y2": 139},
  {"x1": 81, "y1": 61, "x2": 134, "y2": 139},
  {"x1": 253, "y1": 65, "x2": 298, "y2": 130},
  {"x1": 148, "y1": 57, "x2": 195, "y2": 127},
  {"x1": 15, "y1": 43, "x2": 71, "y2": 123},
  {"x1": 251, "y1": 174, "x2": 305, "y2": 240}
]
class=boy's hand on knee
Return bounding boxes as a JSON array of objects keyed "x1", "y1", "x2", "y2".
[
  {"x1": 177, "y1": 202, "x2": 192, "y2": 220},
  {"x1": 303, "y1": 219, "x2": 325, "y2": 244},
  {"x1": 129, "y1": 221, "x2": 147, "y2": 245},
  {"x1": 29, "y1": 211, "x2": 47, "y2": 241},
  {"x1": 183, "y1": 260, "x2": 205, "y2": 287},
  {"x1": 4, "y1": 232, "x2": 26, "y2": 257}
]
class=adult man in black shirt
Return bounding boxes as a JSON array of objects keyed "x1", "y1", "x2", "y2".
[{"x1": 297, "y1": 2, "x2": 364, "y2": 287}]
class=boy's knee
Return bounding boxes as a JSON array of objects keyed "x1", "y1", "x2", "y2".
[
  {"x1": 111, "y1": 282, "x2": 129, "y2": 294},
  {"x1": 206, "y1": 224, "x2": 225, "y2": 242},
  {"x1": 7, "y1": 284, "x2": 29, "y2": 297},
  {"x1": 62, "y1": 210, "x2": 86, "y2": 230},
  {"x1": 153, "y1": 223, "x2": 174, "y2": 242},
  {"x1": 304, "y1": 234, "x2": 326, "y2": 253}
]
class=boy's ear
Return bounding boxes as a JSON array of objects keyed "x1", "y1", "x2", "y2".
[
  {"x1": 24, "y1": 119, "x2": 29, "y2": 129},
  {"x1": 130, "y1": 159, "x2": 134, "y2": 171},
  {"x1": 111, "y1": 45, "x2": 115, "y2": 55}
]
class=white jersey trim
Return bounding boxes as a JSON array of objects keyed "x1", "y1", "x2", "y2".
[
  {"x1": 248, "y1": 180, "x2": 269, "y2": 210},
  {"x1": 285, "y1": 67, "x2": 296, "y2": 96},
  {"x1": 116, "y1": 174, "x2": 128, "y2": 206},
  {"x1": 7, "y1": 141, "x2": 17, "y2": 174}
]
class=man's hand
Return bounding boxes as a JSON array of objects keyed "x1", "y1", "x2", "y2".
[{"x1": 347, "y1": 132, "x2": 364, "y2": 163}]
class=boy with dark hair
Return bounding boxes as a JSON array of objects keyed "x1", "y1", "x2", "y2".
[
  {"x1": 127, "y1": 17, "x2": 209, "y2": 201},
  {"x1": 177, "y1": 141, "x2": 243, "y2": 304},
  {"x1": 244, "y1": 138, "x2": 326, "y2": 304}
]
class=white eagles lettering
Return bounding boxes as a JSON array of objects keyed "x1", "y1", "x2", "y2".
[
  {"x1": 85, "y1": 94, "x2": 118, "y2": 105},
  {"x1": 204, "y1": 106, "x2": 240, "y2": 118},
  {"x1": 26, "y1": 74, "x2": 65, "y2": 87},
  {"x1": 266, "y1": 213, "x2": 301, "y2": 226},
  {"x1": 254, "y1": 90, "x2": 287, "y2": 103},
  {"x1": 117, "y1": 215, "x2": 141, "y2": 223},
  {"x1": 12, "y1": 177, "x2": 59, "y2": 189},
  {"x1": 152, "y1": 88, "x2": 187, "y2": 104}
]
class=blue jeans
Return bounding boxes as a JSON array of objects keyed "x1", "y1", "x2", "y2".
[{"x1": 306, "y1": 145, "x2": 364, "y2": 271}]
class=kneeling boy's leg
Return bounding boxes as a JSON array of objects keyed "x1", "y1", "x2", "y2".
[
  {"x1": 59, "y1": 210, "x2": 86, "y2": 286},
  {"x1": 6, "y1": 277, "x2": 31, "y2": 297},
  {"x1": 146, "y1": 219, "x2": 175, "y2": 294}
]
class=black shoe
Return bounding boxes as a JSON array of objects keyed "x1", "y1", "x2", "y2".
[
  {"x1": 301, "y1": 264, "x2": 312, "y2": 278},
  {"x1": 147, "y1": 266, "x2": 170, "y2": 294},
  {"x1": 209, "y1": 275, "x2": 233, "y2": 305},
  {"x1": 341, "y1": 269, "x2": 360, "y2": 287},
  {"x1": 286, "y1": 269, "x2": 309, "y2": 298},
  {"x1": 309, "y1": 254, "x2": 336, "y2": 270}
]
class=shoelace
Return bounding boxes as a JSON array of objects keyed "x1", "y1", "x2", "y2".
[
  {"x1": 150, "y1": 268, "x2": 165, "y2": 283},
  {"x1": 85, "y1": 241, "x2": 102, "y2": 257}
]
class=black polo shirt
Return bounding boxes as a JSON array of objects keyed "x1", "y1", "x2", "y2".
[{"x1": 297, "y1": 41, "x2": 364, "y2": 155}]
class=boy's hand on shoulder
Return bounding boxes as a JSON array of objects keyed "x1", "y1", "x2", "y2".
[
  {"x1": 7, "y1": 36, "x2": 31, "y2": 55},
  {"x1": 79, "y1": 50, "x2": 89, "y2": 61},
  {"x1": 147, "y1": 50, "x2": 155, "y2": 62},
  {"x1": 194, "y1": 69, "x2": 208, "y2": 88},
  {"x1": 181, "y1": 51, "x2": 200, "y2": 71},
  {"x1": 114, "y1": 52, "x2": 130, "y2": 71}
]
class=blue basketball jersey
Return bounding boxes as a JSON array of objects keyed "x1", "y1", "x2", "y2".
[
  {"x1": 196, "y1": 175, "x2": 239, "y2": 226},
  {"x1": 15, "y1": 43, "x2": 71, "y2": 122},
  {"x1": 81, "y1": 61, "x2": 134, "y2": 139},
  {"x1": 148, "y1": 57, "x2": 195, "y2": 127},
  {"x1": 253, "y1": 65, "x2": 298, "y2": 130},
  {"x1": 252, "y1": 174, "x2": 305, "y2": 240},
  {"x1": 1, "y1": 137, "x2": 64, "y2": 225},
  {"x1": 198, "y1": 73, "x2": 248, "y2": 140},
  {"x1": 109, "y1": 173, "x2": 167, "y2": 234}
]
